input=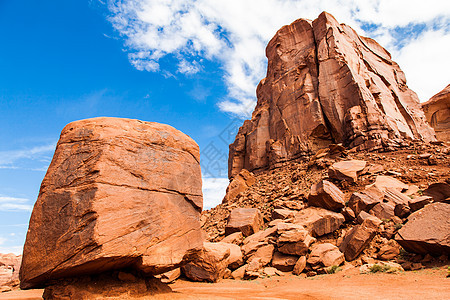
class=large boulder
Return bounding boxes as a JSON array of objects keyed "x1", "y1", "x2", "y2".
[
  {"x1": 228, "y1": 11, "x2": 435, "y2": 178},
  {"x1": 293, "y1": 207, "x2": 344, "y2": 237},
  {"x1": 182, "y1": 242, "x2": 231, "y2": 282},
  {"x1": 225, "y1": 208, "x2": 263, "y2": 237},
  {"x1": 339, "y1": 217, "x2": 381, "y2": 261},
  {"x1": 308, "y1": 180, "x2": 345, "y2": 212},
  {"x1": 307, "y1": 243, "x2": 344, "y2": 268},
  {"x1": 222, "y1": 169, "x2": 256, "y2": 203},
  {"x1": 423, "y1": 182, "x2": 450, "y2": 203},
  {"x1": 395, "y1": 203, "x2": 450, "y2": 255},
  {"x1": 20, "y1": 118, "x2": 203, "y2": 289},
  {"x1": 421, "y1": 84, "x2": 450, "y2": 141},
  {"x1": 328, "y1": 160, "x2": 367, "y2": 183}
]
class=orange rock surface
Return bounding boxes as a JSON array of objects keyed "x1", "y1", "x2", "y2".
[{"x1": 20, "y1": 117, "x2": 203, "y2": 289}]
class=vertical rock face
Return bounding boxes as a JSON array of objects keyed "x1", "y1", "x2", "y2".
[
  {"x1": 421, "y1": 84, "x2": 450, "y2": 141},
  {"x1": 229, "y1": 11, "x2": 435, "y2": 178},
  {"x1": 20, "y1": 117, "x2": 203, "y2": 289}
]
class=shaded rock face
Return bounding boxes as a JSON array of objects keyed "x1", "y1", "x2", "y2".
[
  {"x1": 229, "y1": 11, "x2": 435, "y2": 178},
  {"x1": 421, "y1": 84, "x2": 450, "y2": 141},
  {"x1": 20, "y1": 117, "x2": 203, "y2": 289}
]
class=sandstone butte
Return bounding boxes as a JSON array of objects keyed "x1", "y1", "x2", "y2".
[
  {"x1": 421, "y1": 84, "x2": 450, "y2": 142},
  {"x1": 229, "y1": 11, "x2": 436, "y2": 178},
  {"x1": 19, "y1": 117, "x2": 203, "y2": 289}
]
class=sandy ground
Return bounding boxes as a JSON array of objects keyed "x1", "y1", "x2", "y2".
[{"x1": 0, "y1": 267, "x2": 448, "y2": 300}]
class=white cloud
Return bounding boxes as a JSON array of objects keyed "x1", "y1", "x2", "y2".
[
  {"x1": 0, "y1": 143, "x2": 55, "y2": 169},
  {"x1": 0, "y1": 245, "x2": 23, "y2": 255},
  {"x1": 202, "y1": 176, "x2": 229, "y2": 210},
  {"x1": 0, "y1": 196, "x2": 33, "y2": 212},
  {"x1": 392, "y1": 29, "x2": 450, "y2": 101},
  {"x1": 107, "y1": 0, "x2": 450, "y2": 116}
]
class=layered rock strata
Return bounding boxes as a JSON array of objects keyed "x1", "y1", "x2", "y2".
[
  {"x1": 20, "y1": 117, "x2": 203, "y2": 289},
  {"x1": 229, "y1": 12, "x2": 435, "y2": 178}
]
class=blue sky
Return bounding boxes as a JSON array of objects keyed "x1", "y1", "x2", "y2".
[{"x1": 0, "y1": 0, "x2": 449, "y2": 254}]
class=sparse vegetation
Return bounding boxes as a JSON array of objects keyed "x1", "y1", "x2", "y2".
[
  {"x1": 394, "y1": 223, "x2": 403, "y2": 230},
  {"x1": 369, "y1": 264, "x2": 399, "y2": 273},
  {"x1": 327, "y1": 265, "x2": 341, "y2": 274}
]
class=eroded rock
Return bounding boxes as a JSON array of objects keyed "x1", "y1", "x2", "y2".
[{"x1": 20, "y1": 118, "x2": 203, "y2": 289}]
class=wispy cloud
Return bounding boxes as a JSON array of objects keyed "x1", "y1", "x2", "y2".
[
  {"x1": 0, "y1": 143, "x2": 55, "y2": 170},
  {"x1": 202, "y1": 176, "x2": 229, "y2": 209},
  {"x1": 107, "y1": 0, "x2": 450, "y2": 116},
  {"x1": 0, "y1": 196, "x2": 33, "y2": 212}
]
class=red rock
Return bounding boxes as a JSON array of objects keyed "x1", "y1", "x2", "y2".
[
  {"x1": 377, "y1": 242, "x2": 400, "y2": 260},
  {"x1": 228, "y1": 12, "x2": 435, "y2": 178},
  {"x1": 220, "y1": 232, "x2": 244, "y2": 245},
  {"x1": 342, "y1": 207, "x2": 356, "y2": 222},
  {"x1": 395, "y1": 203, "x2": 450, "y2": 255},
  {"x1": 20, "y1": 118, "x2": 203, "y2": 289},
  {"x1": 408, "y1": 196, "x2": 433, "y2": 212},
  {"x1": 156, "y1": 268, "x2": 180, "y2": 283},
  {"x1": 277, "y1": 223, "x2": 316, "y2": 256},
  {"x1": 328, "y1": 160, "x2": 367, "y2": 183},
  {"x1": 0, "y1": 253, "x2": 21, "y2": 286},
  {"x1": 421, "y1": 84, "x2": 450, "y2": 141},
  {"x1": 370, "y1": 202, "x2": 396, "y2": 220},
  {"x1": 182, "y1": 242, "x2": 231, "y2": 283},
  {"x1": 222, "y1": 169, "x2": 256, "y2": 203},
  {"x1": 308, "y1": 180, "x2": 345, "y2": 212},
  {"x1": 369, "y1": 176, "x2": 409, "y2": 192},
  {"x1": 42, "y1": 273, "x2": 171, "y2": 299},
  {"x1": 225, "y1": 208, "x2": 263, "y2": 237},
  {"x1": 293, "y1": 207, "x2": 344, "y2": 236},
  {"x1": 271, "y1": 252, "x2": 298, "y2": 272},
  {"x1": 423, "y1": 182, "x2": 450, "y2": 203},
  {"x1": 246, "y1": 244, "x2": 275, "y2": 267},
  {"x1": 223, "y1": 243, "x2": 244, "y2": 270},
  {"x1": 292, "y1": 256, "x2": 307, "y2": 275},
  {"x1": 272, "y1": 208, "x2": 296, "y2": 220},
  {"x1": 307, "y1": 243, "x2": 344, "y2": 267},
  {"x1": 339, "y1": 217, "x2": 380, "y2": 261},
  {"x1": 348, "y1": 191, "x2": 381, "y2": 215}
]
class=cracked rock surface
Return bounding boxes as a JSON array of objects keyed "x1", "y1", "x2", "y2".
[
  {"x1": 20, "y1": 117, "x2": 203, "y2": 289},
  {"x1": 229, "y1": 12, "x2": 435, "y2": 178}
]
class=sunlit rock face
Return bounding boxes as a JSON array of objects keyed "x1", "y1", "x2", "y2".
[
  {"x1": 229, "y1": 12, "x2": 435, "y2": 178},
  {"x1": 20, "y1": 117, "x2": 203, "y2": 289}
]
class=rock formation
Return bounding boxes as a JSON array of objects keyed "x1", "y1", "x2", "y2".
[
  {"x1": 229, "y1": 12, "x2": 435, "y2": 178},
  {"x1": 0, "y1": 253, "x2": 21, "y2": 291},
  {"x1": 20, "y1": 117, "x2": 203, "y2": 289},
  {"x1": 421, "y1": 84, "x2": 450, "y2": 141}
]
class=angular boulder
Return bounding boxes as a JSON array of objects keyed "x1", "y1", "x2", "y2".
[
  {"x1": 228, "y1": 12, "x2": 435, "y2": 178},
  {"x1": 271, "y1": 252, "x2": 298, "y2": 272},
  {"x1": 307, "y1": 243, "x2": 344, "y2": 267},
  {"x1": 308, "y1": 180, "x2": 345, "y2": 212},
  {"x1": 182, "y1": 242, "x2": 230, "y2": 283},
  {"x1": 293, "y1": 207, "x2": 344, "y2": 237},
  {"x1": 277, "y1": 223, "x2": 316, "y2": 256},
  {"x1": 348, "y1": 191, "x2": 380, "y2": 215},
  {"x1": 395, "y1": 203, "x2": 450, "y2": 255},
  {"x1": 339, "y1": 217, "x2": 381, "y2": 261},
  {"x1": 328, "y1": 160, "x2": 367, "y2": 183},
  {"x1": 225, "y1": 208, "x2": 263, "y2": 237},
  {"x1": 20, "y1": 118, "x2": 203, "y2": 289},
  {"x1": 421, "y1": 84, "x2": 450, "y2": 141},
  {"x1": 222, "y1": 169, "x2": 256, "y2": 203}
]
